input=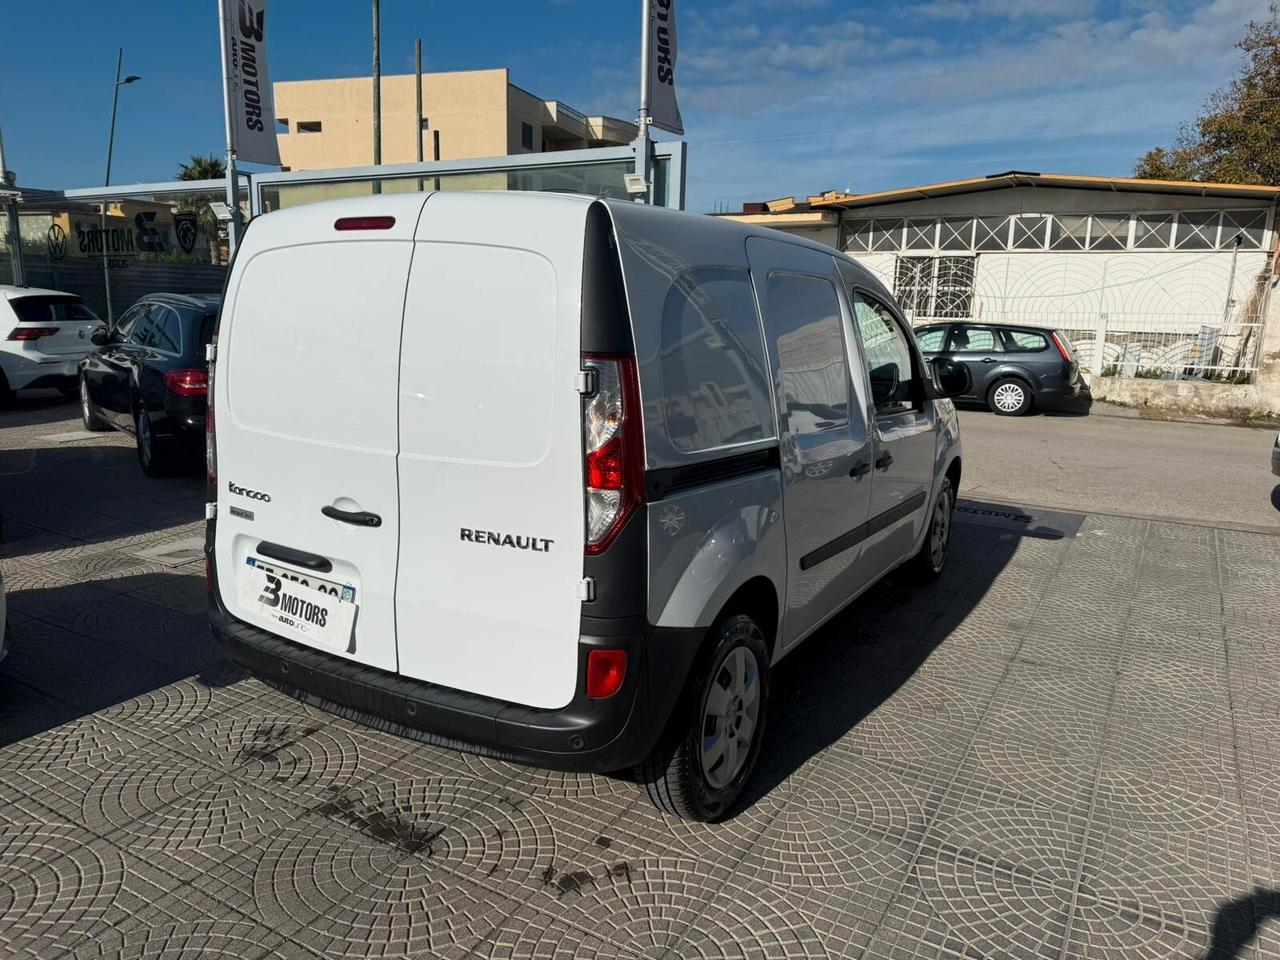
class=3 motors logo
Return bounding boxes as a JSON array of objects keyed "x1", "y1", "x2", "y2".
[
  {"x1": 235, "y1": 1, "x2": 268, "y2": 133},
  {"x1": 228, "y1": 481, "x2": 271, "y2": 502}
]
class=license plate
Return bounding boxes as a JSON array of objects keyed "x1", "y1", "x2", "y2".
[{"x1": 238, "y1": 556, "x2": 358, "y2": 649}]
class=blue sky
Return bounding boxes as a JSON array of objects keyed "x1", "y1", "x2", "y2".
[{"x1": 0, "y1": 0, "x2": 1264, "y2": 211}]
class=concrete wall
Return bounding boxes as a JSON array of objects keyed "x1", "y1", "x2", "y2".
[{"x1": 275, "y1": 69, "x2": 512, "y2": 169}]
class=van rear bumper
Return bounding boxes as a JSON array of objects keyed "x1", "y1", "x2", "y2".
[{"x1": 208, "y1": 591, "x2": 700, "y2": 773}]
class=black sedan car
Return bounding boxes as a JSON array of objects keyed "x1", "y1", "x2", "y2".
[
  {"x1": 80, "y1": 293, "x2": 218, "y2": 476},
  {"x1": 914, "y1": 322, "x2": 1084, "y2": 416}
]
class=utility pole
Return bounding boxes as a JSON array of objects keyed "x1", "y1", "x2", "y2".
[
  {"x1": 0, "y1": 119, "x2": 26, "y2": 287},
  {"x1": 415, "y1": 38, "x2": 424, "y2": 163},
  {"x1": 633, "y1": 0, "x2": 652, "y2": 202},
  {"x1": 372, "y1": 0, "x2": 382, "y2": 194},
  {"x1": 102, "y1": 49, "x2": 140, "y2": 325}
]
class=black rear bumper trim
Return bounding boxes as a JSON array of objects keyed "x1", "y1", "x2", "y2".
[{"x1": 208, "y1": 571, "x2": 701, "y2": 773}]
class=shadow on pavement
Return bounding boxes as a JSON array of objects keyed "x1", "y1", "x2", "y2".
[
  {"x1": 0, "y1": 391, "x2": 82, "y2": 429},
  {"x1": 0, "y1": 443, "x2": 203, "y2": 560},
  {"x1": 0, "y1": 572, "x2": 238, "y2": 747},
  {"x1": 1270, "y1": 484, "x2": 1280, "y2": 513},
  {"x1": 1203, "y1": 887, "x2": 1280, "y2": 959},
  {"x1": 732, "y1": 499, "x2": 1071, "y2": 815},
  {"x1": 952, "y1": 391, "x2": 1093, "y2": 418}
]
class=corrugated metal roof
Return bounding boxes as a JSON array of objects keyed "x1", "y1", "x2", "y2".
[{"x1": 810, "y1": 172, "x2": 1280, "y2": 209}]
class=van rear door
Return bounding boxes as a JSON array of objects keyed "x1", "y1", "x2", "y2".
[
  {"x1": 394, "y1": 193, "x2": 588, "y2": 710},
  {"x1": 213, "y1": 197, "x2": 427, "y2": 672}
]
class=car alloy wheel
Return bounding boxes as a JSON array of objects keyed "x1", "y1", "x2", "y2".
[
  {"x1": 992, "y1": 382, "x2": 1025, "y2": 413},
  {"x1": 699, "y1": 644, "x2": 761, "y2": 790},
  {"x1": 81, "y1": 379, "x2": 92, "y2": 423},
  {"x1": 929, "y1": 484, "x2": 952, "y2": 572},
  {"x1": 136, "y1": 411, "x2": 153, "y2": 469}
]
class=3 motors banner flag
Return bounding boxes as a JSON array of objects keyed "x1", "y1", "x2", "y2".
[
  {"x1": 220, "y1": 0, "x2": 281, "y2": 165},
  {"x1": 647, "y1": 0, "x2": 684, "y2": 136}
]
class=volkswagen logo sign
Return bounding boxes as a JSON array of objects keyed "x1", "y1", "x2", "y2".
[{"x1": 47, "y1": 223, "x2": 67, "y2": 261}]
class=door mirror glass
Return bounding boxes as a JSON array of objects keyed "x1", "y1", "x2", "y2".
[
  {"x1": 868, "y1": 362, "x2": 901, "y2": 405},
  {"x1": 930, "y1": 357, "x2": 971, "y2": 398},
  {"x1": 90, "y1": 327, "x2": 109, "y2": 347}
]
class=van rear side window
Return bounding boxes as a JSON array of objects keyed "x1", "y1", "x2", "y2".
[
  {"x1": 766, "y1": 274, "x2": 851, "y2": 434},
  {"x1": 659, "y1": 268, "x2": 775, "y2": 453}
]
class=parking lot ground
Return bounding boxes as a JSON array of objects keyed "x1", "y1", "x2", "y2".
[
  {"x1": 3, "y1": 398, "x2": 1280, "y2": 959},
  {"x1": 960, "y1": 405, "x2": 1280, "y2": 533}
]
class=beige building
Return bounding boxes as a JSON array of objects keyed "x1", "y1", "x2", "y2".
[{"x1": 274, "y1": 68, "x2": 636, "y2": 171}]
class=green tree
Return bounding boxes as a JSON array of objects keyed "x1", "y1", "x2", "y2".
[
  {"x1": 177, "y1": 153, "x2": 226, "y2": 181},
  {"x1": 175, "y1": 153, "x2": 226, "y2": 264},
  {"x1": 1134, "y1": 5, "x2": 1280, "y2": 185}
]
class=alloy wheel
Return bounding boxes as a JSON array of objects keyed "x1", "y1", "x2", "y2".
[
  {"x1": 993, "y1": 382, "x2": 1025, "y2": 413},
  {"x1": 699, "y1": 645, "x2": 761, "y2": 790},
  {"x1": 137, "y1": 413, "x2": 152, "y2": 469},
  {"x1": 929, "y1": 488, "x2": 952, "y2": 571}
]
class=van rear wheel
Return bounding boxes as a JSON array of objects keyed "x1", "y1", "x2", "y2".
[
  {"x1": 906, "y1": 476, "x2": 954, "y2": 582},
  {"x1": 637, "y1": 613, "x2": 770, "y2": 822}
]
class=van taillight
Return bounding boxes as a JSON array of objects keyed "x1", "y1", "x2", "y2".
[
  {"x1": 582, "y1": 354, "x2": 643, "y2": 555},
  {"x1": 206, "y1": 399, "x2": 216, "y2": 487},
  {"x1": 586, "y1": 649, "x2": 628, "y2": 699},
  {"x1": 164, "y1": 369, "x2": 208, "y2": 396}
]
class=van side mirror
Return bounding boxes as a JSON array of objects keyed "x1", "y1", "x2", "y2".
[
  {"x1": 90, "y1": 327, "x2": 109, "y2": 347},
  {"x1": 930, "y1": 358, "x2": 971, "y2": 398},
  {"x1": 868, "y1": 362, "x2": 900, "y2": 405}
]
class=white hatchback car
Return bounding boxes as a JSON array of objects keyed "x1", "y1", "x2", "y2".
[{"x1": 0, "y1": 286, "x2": 103, "y2": 406}]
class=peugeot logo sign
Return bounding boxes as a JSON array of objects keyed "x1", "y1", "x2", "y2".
[{"x1": 228, "y1": 481, "x2": 271, "y2": 502}]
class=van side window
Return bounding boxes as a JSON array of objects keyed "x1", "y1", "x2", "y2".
[
  {"x1": 851, "y1": 293, "x2": 918, "y2": 415},
  {"x1": 660, "y1": 268, "x2": 775, "y2": 453},
  {"x1": 765, "y1": 274, "x2": 850, "y2": 435}
]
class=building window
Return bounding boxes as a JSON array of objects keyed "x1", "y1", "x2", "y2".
[
  {"x1": 843, "y1": 219, "x2": 874, "y2": 252},
  {"x1": 905, "y1": 219, "x2": 937, "y2": 251},
  {"x1": 1049, "y1": 215, "x2": 1088, "y2": 250},
  {"x1": 276, "y1": 118, "x2": 289, "y2": 133},
  {"x1": 1175, "y1": 211, "x2": 1217, "y2": 249},
  {"x1": 893, "y1": 256, "x2": 975, "y2": 320},
  {"x1": 870, "y1": 219, "x2": 904, "y2": 252},
  {"x1": 296, "y1": 121, "x2": 322, "y2": 134},
  {"x1": 1088, "y1": 213, "x2": 1128, "y2": 250},
  {"x1": 1011, "y1": 216, "x2": 1049, "y2": 250},
  {"x1": 939, "y1": 218, "x2": 972, "y2": 251},
  {"x1": 1133, "y1": 213, "x2": 1174, "y2": 249},
  {"x1": 974, "y1": 216, "x2": 1010, "y2": 251},
  {"x1": 1221, "y1": 209, "x2": 1266, "y2": 249},
  {"x1": 521, "y1": 122, "x2": 534, "y2": 150}
]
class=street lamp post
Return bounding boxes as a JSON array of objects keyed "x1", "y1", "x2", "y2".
[{"x1": 101, "y1": 48, "x2": 140, "y2": 327}]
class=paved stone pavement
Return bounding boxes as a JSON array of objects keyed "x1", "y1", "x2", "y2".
[{"x1": 3, "y1": 397, "x2": 1280, "y2": 960}]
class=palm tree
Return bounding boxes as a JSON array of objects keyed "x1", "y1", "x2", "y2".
[
  {"x1": 175, "y1": 154, "x2": 226, "y2": 263},
  {"x1": 177, "y1": 153, "x2": 225, "y2": 181}
]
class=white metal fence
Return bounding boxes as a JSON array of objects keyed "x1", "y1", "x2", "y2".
[{"x1": 906, "y1": 272, "x2": 1271, "y2": 382}]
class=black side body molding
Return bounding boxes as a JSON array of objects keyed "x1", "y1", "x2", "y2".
[
  {"x1": 799, "y1": 490, "x2": 928, "y2": 571},
  {"x1": 646, "y1": 447, "x2": 781, "y2": 502}
]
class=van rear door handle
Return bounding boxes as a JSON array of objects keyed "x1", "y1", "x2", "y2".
[
  {"x1": 875, "y1": 452, "x2": 894, "y2": 470},
  {"x1": 256, "y1": 541, "x2": 333, "y2": 572},
  {"x1": 322, "y1": 505, "x2": 382, "y2": 528}
]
